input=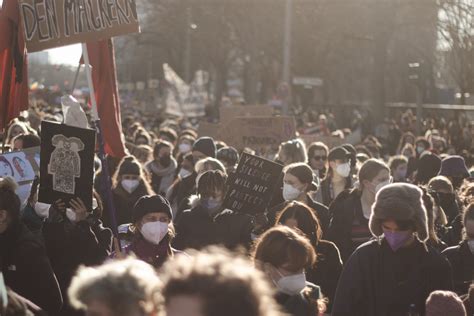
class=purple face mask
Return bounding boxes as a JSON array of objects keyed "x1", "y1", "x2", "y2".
[{"x1": 383, "y1": 229, "x2": 413, "y2": 252}]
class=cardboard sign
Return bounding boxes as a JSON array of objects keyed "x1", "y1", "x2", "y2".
[
  {"x1": 220, "y1": 105, "x2": 273, "y2": 125},
  {"x1": 0, "y1": 147, "x2": 39, "y2": 185},
  {"x1": 39, "y1": 121, "x2": 96, "y2": 210},
  {"x1": 299, "y1": 134, "x2": 345, "y2": 149},
  {"x1": 197, "y1": 122, "x2": 221, "y2": 139},
  {"x1": 0, "y1": 147, "x2": 40, "y2": 209},
  {"x1": 223, "y1": 116, "x2": 296, "y2": 150},
  {"x1": 19, "y1": 0, "x2": 140, "y2": 52},
  {"x1": 224, "y1": 153, "x2": 283, "y2": 215}
]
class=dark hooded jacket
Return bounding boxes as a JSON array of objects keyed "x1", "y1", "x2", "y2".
[{"x1": 1, "y1": 221, "x2": 62, "y2": 314}]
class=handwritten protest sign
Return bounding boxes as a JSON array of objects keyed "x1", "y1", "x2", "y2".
[
  {"x1": 197, "y1": 122, "x2": 221, "y2": 140},
  {"x1": 223, "y1": 153, "x2": 283, "y2": 215},
  {"x1": 299, "y1": 134, "x2": 345, "y2": 149},
  {"x1": 19, "y1": 0, "x2": 140, "y2": 52},
  {"x1": 223, "y1": 116, "x2": 296, "y2": 150},
  {"x1": 220, "y1": 105, "x2": 273, "y2": 125},
  {"x1": 39, "y1": 121, "x2": 96, "y2": 210}
]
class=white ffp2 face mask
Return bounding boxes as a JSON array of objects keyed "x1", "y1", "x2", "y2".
[
  {"x1": 375, "y1": 179, "x2": 391, "y2": 193},
  {"x1": 283, "y1": 183, "x2": 301, "y2": 201},
  {"x1": 335, "y1": 162, "x2": 351, "y2": 178},
  {"x1": 140, "y1": 221, "x2": 169, "y2": 245},
  {"x1": 276, "y1": 272, "x2": 307, "y2": 295},
  {"x1": 121, "y1": 179, "x2": 140, "y2": 194},
  {"x1": 468, "y1": 239, "x2": 474, "y2": 254}
]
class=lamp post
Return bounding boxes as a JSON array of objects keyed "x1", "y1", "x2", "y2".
[
  {"x1": 282, "y1": 0, "x2": 292, "y2": 115},
  {"x1": 408, "y1": 62, "x2": 422, "y2": 135}
]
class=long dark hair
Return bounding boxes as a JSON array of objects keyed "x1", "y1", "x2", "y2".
[{"x1": 275, "y1": 201, "x2": 322, "y2": 247}]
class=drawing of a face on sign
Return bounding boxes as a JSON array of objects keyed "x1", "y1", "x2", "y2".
[
  {"x1": 12, "y1": 157, "x2": 27, "y2": 178},
  {"x1": 48, "y1": 135, "x2": 85, "y2": 194},
  {"x1": 0, "y1": 157, "x2": 14, "y2": 177}
]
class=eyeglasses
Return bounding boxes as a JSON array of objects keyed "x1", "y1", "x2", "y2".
[{"x1": 313, "y1": 155, "x2": 327, "y2": 161}]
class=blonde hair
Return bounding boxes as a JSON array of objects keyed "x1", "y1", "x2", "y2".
[{"x1": 68, "y1": 258, "x2": 161, "y2": 315}]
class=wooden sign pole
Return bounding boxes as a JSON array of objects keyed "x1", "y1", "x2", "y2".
[{"x1": 81, "y1": 43, "x2": 121, "y2": 249}]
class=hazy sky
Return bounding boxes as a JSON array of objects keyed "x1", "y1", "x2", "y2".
[{"x1": 47, "y1": 44, "x2": 82, "y2": 66}]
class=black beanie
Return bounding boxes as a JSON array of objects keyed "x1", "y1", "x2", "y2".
[
  {"x1": 133, "y1": 195, "x2": 172, "y2": 222},
  {"x1": 118, "y1": 156, "x2": 141, "y2": 176},
  {"x1": 193, "y1": 137, "x2": 216, "y2": 158}
]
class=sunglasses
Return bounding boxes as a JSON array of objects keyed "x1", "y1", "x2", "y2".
[{"x1": 313, "y1": 155, "x2": 327, "y2": 161}]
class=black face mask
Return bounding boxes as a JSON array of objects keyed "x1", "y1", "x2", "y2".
[
  {"x1": 159, "y1": 155, "x2": 171, "y2": 167},
  {"x1": 437, "y1": 192, "x2": 458, "y2": 218}
]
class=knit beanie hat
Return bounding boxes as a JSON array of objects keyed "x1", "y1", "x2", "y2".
[
  {"x1": 132, "y1": 195, "x2": 172, "y2": 222},
  {"x1": 416, "y1": 152, "x2": 441, "y2": 183},
  {"x1": 426, "y1": 291, "x2": 467, "y2": 316},
  {"x1": 118, "y1": 156, "x2": 141, "y2": 176},
  {"x1": 193, "y1": 137, "x2": 216, "y2": 158},
  {"x1": 438, "y1": 155, "x2": 469, "y2": 178},
  {"x1": 370, "y1": 183, "x2": 428, "y2": 241}
]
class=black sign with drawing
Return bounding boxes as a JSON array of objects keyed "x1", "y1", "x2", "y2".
[
  {"x1": 39, "y1": 121, "x2": 96, "y2": 210},
  {"x1": 223, "y1": 153, "x2": 283, "y2": 215}
]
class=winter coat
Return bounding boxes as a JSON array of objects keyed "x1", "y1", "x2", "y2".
[
  {"x1": 306, "y1": 240, "x2": 342, "y2": 312},
  {"x1": 1, "y1": 221, "x2": 62, "y2": 314},
  {"x1": 332, "y1": 239, "x2": 453, "y2": 316},
  {"x1": 442, "y1": 240, "x2": 474, "y2": 296},
  {"x1": 123, "y1": 234, "x2": 181, "y2": 269},
  {"x1": 145, "y1": 158, "x2": 177, "y2": 196},
  {"x1": 173, "y1": 196, "x2": 254, "y2": 250},
  {"x1": 21, "y1": 204, "x2": 44, "y2": 237},
  {"x1": 104, "y1": 184, "x2": 151, "y2": 229},
  {"x1": 42, "y1": 213, "x2": 112, "y2": 316},
  {"x1": 173, "y1": 172, "x2": 197, "y2": 220},
  {"x1": 326, "y1": 188, "x2": 373, "y2": 262},
  {"x1": 316, "y1": 176, "x2": 352, "y2": 207},
  {"x1": 275, "y1": 283, "x2": 321, "y2": 316},
  {"x1": 267, "y1": 194, "x2": 330, "y2": 234}
]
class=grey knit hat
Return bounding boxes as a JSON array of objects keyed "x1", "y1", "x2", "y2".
[{"x1": 370, "y1": 183, "x2": 428, "y2": 242}]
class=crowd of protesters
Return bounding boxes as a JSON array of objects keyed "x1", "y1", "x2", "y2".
[{"x1": 0, "y1": 102, "x2": 473, "y2": 316}]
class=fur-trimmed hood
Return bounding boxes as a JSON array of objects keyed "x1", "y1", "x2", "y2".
[{"x1": 370, "y1": 183, "x2": 428, "y2": 242}]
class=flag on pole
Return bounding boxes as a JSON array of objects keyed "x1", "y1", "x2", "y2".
[
  {"x1": 0, "y1": 0, "x2": 28, "y2": 130},
  {"x1": 84, "y1": 39, "x2": 127, "y2": 158}
]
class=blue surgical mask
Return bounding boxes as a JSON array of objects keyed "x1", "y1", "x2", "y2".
[{"x1": 202, "y1": 197, "x2": 223, "y2": 211}]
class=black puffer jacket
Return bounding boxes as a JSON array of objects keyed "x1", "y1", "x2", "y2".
[
  {"x1": 306, "y1": 240, "x2": 342, "y2": 312},
  {"x1": 442, "y1": 240, "x2": 474, "y2": 296},
  {"x1": 1, "y1": 221, "x2": 62, "y2": 314},
  {"x1": 173, "y1": 196, "x2": 254, "y2": 250}
]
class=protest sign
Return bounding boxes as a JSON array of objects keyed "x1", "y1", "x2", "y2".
[
  {"x1": 197, "y1": 122, "x2": 221, "y2": 139},
  {"x1": 299, "y1": 134, "x2": 345, "y2": 149},
  {"x1": 222, "y1": 116, "x2": 296, "y2": 150},
  {"x1": 0, "y1": 147, "x2": 40, "y2": 209},
  {"x1": 39, "y1": 121, "x2": 96, "y2": 210},
  {"x1": 19, "y1": 0, "x2": 140, "y2": 52},
  {"x1": 224, "y1": 153, "x2": 283, "y2": 215},
  {"x1": 0, "y1": 147, "x2": 39, "y2": 184},
  {"x1": 219, "y1": 105, "x2": 273, "y2": 125}
]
